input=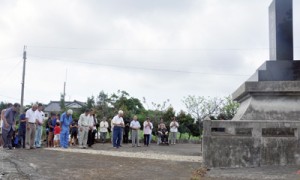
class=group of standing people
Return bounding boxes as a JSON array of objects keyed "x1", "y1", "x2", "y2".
[
  {"x1": 0, "y1": 102, "x2": 74, "y2": 150},
  {"x1": 111, "y1": 110, "x2": 180, "y2": 148},
  {"x1": 77, "y1": 109, "x2": 98, "y2": 148},
  {"x1": 24, "y1": 104, "x2": 73, "y2": 149},
  {"x1": 1, "y1": 104, "x2": 180, "y2": 150}
]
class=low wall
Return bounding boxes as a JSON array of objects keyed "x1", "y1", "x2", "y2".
[{"x1": 203, "y1": 120, "x2": 300, "y2": 168}]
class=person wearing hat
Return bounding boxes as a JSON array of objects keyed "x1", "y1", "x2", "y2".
[
  {"x1": 59, "y1": 109, "x2": 73, "y2": 148},
  {"x1": 112, "y1": 110, "x2": 124, "y2": 148},
  {"x1": 99, "y1": 117, "x2": 109, "y2": 143}
]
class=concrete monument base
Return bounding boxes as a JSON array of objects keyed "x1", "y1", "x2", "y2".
[
  {"x1": 203, "y1": 81, "x2": 300, "y2": 168},
  {"x1": 202, "y1": 0, "x2": 300, "y2": 168},
  {"x1": 203, "y1": 120, "x2": 300, "y2": 168},
  {"x1": 232, "y1": 81, "x2": 300, "y2": 121}
]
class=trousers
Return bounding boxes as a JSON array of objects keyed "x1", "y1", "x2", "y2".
[
  {"x1": 131, "y1": 130, "x2": 139, "y2": 146},
  {"x1": 25, "y1": 123, "x2": 36, "y2": 149},
  {"x1": 78, "y1": 127, "x2": 89, "y2": 147},
  {"x1": 2, "y1": 127, "x2": 13, "y2": 149},
  {"x1": 60, "y1": 127, "x2": 70, "y2": 148},
  {"x1": 100, "y1": 132, "x2": 107, "y2": 143},
  {"x1": 35, "y1": 125, "x2": 42, "y2": 147},
  {"x1": 170, "y1": 132, "x2": 177, "y2": 144},
  {"x1": 113, "y1": 126, "x2": 122, "y2": 147}
]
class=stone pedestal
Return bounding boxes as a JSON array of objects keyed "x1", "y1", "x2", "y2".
[
  {"x1": 232, "y1": 81, "x2": 300, "y2": 121},
  {"x1": 202, "y1": 0, "x2": 300, "y2": 168}
]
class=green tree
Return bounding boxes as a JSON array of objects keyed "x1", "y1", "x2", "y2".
[
  {"x1": 86, "y1": 96, "x2": 95, "y2": 109},
  {"x1": 161, "y1": 106, "x2": 176, "y2": 129},
  {"x1": 219, "y1": 96, "x2": 239, "y2": 120},
  {"x1": 142, "y1": 97, "x2": 171, "y2": 127},
  {"x1": 110, "y1": 90, "x2": 144, "y2": 119},
  {"x1": 176, "y1": 110, "x2": 194, "y2": 139},
  {"x1": 95, "y1": 91, "x2": 112, "y2": 119},
  {"x1": 59, "y1": 93, "x2": 66, "y2": 113},
  {"x1": 182, "y1": 95, "x2": 223, "y2": 136},
  {"x1": 0, "y1": 101, "x2": 8, "y2": 111}
]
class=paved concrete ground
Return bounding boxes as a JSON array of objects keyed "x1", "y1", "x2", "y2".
[
  {"x1": 206, "y1": 166, "x2": 300, "y2": 180},
  {"x1": 1, "y1": 143, "x2": 300, "y2": 180},
  {"x1": 0, "y1": 143, "x2": 201, "y2": 180}
]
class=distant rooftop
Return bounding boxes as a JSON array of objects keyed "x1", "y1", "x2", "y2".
[{"x1": 44, "y1": 100, "x2": 86, "y2": 112}]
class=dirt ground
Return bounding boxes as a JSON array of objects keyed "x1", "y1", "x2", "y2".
[
  {"x1": 2, "y1": 143, "x2": 300, "y2": 180},
  {"x1": 0, "y1": 143, "x2": 201, "y2": 180}
]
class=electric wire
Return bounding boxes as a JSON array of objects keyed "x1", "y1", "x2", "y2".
[{"x1": 29, "y1": 55, "x2": 250, "y2": 77}]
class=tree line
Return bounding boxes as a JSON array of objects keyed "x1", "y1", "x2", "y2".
[{"x1": 0, "y1": 90, "x2": 239, "y2": 139}]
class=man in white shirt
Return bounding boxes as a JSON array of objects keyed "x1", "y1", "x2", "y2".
[
  {"x1": 25, "y1": 104, "x2": 38, "y2": 149},
  {"x1": 78, "y1": 109, "x2": 92, "y2": 148},
  {"x1": 169, "y1": 117, "x2": 179, "y2": 145},
  {"x1": 34, "y1": 103, "x2": 45, "y2": 148},
  {"x1": 130, "y1": 115, "x2": 141, "y2": 147},
  {"x1": 99, "y1": 117, "x2": 109, "y2": 143},
  {"x1": 112, "y1": 110, "x2": 124, "y2": 148}
]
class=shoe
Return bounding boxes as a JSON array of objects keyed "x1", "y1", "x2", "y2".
[
  {"x1": 137, "y1": 145, "x2": 141, "y2": 147},
  {"x1": 30, "y1": 147, "x2": 36, "y2": 149}
]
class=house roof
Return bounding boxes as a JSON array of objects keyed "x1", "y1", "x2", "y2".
[{"x1": 44, "y1": 100, "x2": 86, "y2": 112}]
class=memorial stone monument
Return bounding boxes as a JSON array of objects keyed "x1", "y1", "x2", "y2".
[{"x1": 203, "y1": 0, "x2": 300, "y2": 168}]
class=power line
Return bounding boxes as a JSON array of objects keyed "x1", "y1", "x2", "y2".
[
  {"x1": 0, "y1": 56, "x2": 20, "y2": 61},
  {"x1": 0, "y1": 94, "x2": 31, "y2": 104},
  {"x1": 29, "y1": 55, "x2": 250, "y2": 77},
  {"x1": 27, "y1": 45, "x2": 281, "y2": 51},
  {"x1": 0, "y1": 59, "x2": 22, "y2": 83}
]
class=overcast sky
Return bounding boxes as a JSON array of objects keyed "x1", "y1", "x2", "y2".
[{"x1": 1, "y1": 0, "x2": 300, "y2": 112}]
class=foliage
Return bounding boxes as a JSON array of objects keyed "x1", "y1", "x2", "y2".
[
  {"x1": 86, "y1": 96, "x2": 95, "y2": 109},
  {"x1": 219, "y1": 96, "x2": 239, "y2": 120},
  {"x1": 182, "y1": 96, "x2": 222, "y2": 121},
  {"x1": 92, "y1": 90, "x2": 145, "y2": 122},
  {"x1": 0, "y1": 101, "x2": 9, "y2": 111},
  {"x1": 182, "y1": 95, "x2": 222, "y2": 136},
  {"x1": 59, "y1": 93, "x2": 66, "y2": 113},
  {"x1": 177, "y1": 110, "x2": 195, "y2": 139},
  {"x1": 142, "y1": 97, "x2": 171, "y2": 128}
]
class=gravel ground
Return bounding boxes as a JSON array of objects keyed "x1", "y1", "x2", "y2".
[
  {"x1": 205, "y1": 166, "x2": 300, "y2": 180},
  {"x1": 0, "y1": 143, "x2": 201, "y2": 180},
  {"x1": 2, "y1": 143, "x2": 300, "y2": 180}
]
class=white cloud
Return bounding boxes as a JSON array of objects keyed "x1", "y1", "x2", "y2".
[{"x1": 0, "y1": 0, "x2": 299, "y2": 112}]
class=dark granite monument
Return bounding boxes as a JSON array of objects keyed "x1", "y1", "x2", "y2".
[
  {"x1": 203, "y1": 0, "x2": 300, "y2": 168},
  {"x1": 269, "y1": 0, "x2": 293, "y2": 61},
  {"x1": 233, "y1": 0, "x2": 300, "y2": 121}
]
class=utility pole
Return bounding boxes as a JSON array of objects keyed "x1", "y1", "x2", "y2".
[
  {"x1": 20, "y1": 45, "x2": 27, "y2": 112},
  {"x1": 63, "y1": 69, "x2": 67, "y2": 100}
]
